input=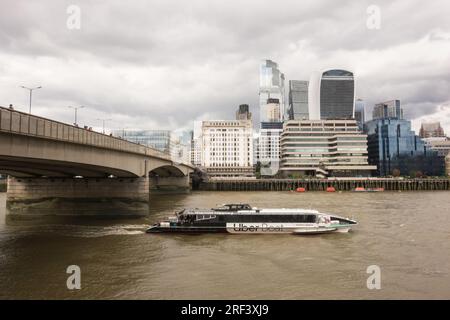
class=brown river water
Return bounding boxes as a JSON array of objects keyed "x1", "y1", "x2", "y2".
[{"x1": 0, "y1": 191, "x2": 449, "y2": 299}]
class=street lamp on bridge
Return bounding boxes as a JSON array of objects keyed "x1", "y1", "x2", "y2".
[
  {"x1": 68, "y1": 105, "x2": 85, "y2": 126},
  {"x1": 96, "y1": 118, "x2": 112, "y2": 134},
  {"x1": 20, "y1": 85, "x2": 42, "y2": 114}
]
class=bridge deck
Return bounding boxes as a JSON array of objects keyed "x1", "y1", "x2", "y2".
[{"x1": 0, "y1": 106, "x2": 171, "y2": 161}]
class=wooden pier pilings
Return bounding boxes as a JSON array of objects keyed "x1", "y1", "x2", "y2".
[{"x1": 199, "y1": 178, "x2": 450, "y2": 192}]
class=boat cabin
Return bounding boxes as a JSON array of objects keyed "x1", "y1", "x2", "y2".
[{"x1": 213, "y1": 204, "x2": 252, "y2": 211}]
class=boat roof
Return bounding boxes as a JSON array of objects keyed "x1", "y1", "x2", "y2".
[{"x1": 182, "y1": 208, "x2": 320, "y2": 215}]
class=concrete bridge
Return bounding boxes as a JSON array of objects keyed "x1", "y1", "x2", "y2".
[{"x1": 0, "y1": 106, "x2": 194, "y2": 217}]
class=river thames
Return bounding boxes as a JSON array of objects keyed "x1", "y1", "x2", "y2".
[{"x1": 0, "y1": 191, "x2": 449, "y2": 299}]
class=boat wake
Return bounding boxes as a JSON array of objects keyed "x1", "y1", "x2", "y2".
[{"x1": 0, "y1": 224, "x2": 148, "y2": 238}]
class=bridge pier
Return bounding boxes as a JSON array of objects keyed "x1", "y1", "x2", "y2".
[
  {"x1": 6, "y1": 176, "x2": 150, "y2": 218},
  {"x1": 149, "y1": 175, "x2": 190, "y2": 194}
]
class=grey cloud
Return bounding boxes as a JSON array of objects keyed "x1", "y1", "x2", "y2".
[{"x1": 0, "y1": 0, "x2": 449, "y2": 133}]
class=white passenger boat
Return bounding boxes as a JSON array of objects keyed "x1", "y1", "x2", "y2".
[{"x1": 146, "y1": 204, "x2": 357, "y2": 235}]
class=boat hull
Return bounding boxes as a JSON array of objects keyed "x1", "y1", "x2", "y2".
[{"x1": 147, "y1": 222, "x2": 355, "y2": 235}]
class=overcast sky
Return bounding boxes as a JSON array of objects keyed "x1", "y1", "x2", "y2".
[{"x1": 1, "y1": 0, "x2": 449, "y2": 134}]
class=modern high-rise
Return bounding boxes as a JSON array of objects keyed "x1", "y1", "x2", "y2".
[
  {"x1": 201, "y1": 120, "x2": 254, "y2": 178},
  {"x1": 236, "y1": 104, "x2": 252, "y2": 120},
  {"x1": 372, "y1": 100, "x2": 403, "y2": 120},
  {"x1": 259, "y1": 60, "x2": 285, "y2": 123},
  {"x1": 355, "y1": 99, "x2": 365, "y2": 130},
  {"x1": 288, "y1": 80, "x2": 309, "y2": 120},
  {"x1": 419, "y1": 122, "x2": 446, "y2": 138},
  {"x1": 280, "y1": 120, "x2": 376, "y2": 177},
  {"x1": 308, "y1": 69, "x2": 355, "y2": 120}
]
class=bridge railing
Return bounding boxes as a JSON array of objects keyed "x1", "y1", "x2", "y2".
[{"x1": 0, "y1": 106, "x2": 171, "y2": 161}]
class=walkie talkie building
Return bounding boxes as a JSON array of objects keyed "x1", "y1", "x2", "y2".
[{"x1": 309, "y1": 69, "x2": 355, "y2": 120}]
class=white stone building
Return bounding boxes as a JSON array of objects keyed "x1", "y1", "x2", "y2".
[{"x1": 201, "y1": 120, "x2": 254, "y2": 177}]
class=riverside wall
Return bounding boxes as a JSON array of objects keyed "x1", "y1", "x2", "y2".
[{"x1": 199, "y1": 178, "x2": 450, "y2": 191}]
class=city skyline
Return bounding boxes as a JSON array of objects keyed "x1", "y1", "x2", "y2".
[{"x1": 0, "y1": 0, "x2": 449, "y2": 134}]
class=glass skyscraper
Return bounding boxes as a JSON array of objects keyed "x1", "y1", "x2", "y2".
[
  {"x1": 288, "y1": 80, "x2": 309, "y2": 120},
  {"x1": 259, "y1": 60, "x2": 285, "y2": 124}
]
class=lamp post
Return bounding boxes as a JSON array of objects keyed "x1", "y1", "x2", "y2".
[
  {"x1": 20, "y1": 85, "x2": 42, "y2": 114},
  {"x1": 96, "y1": 118, "x2": 112, "y2": 134},
  {"x1": 68, "y1": 106, "x2": 85, "y2": 126}
]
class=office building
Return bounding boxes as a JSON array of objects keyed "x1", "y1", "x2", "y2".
[
  {"x1": 280, "y1": 120, "x2": 376, "y2": 177},
  {"x1": 201, "y1": 120, "x2": 254, "y2": 177},
  {"x1": 253, "y1": 133, "x2": 260, "y2": 166},
  {"x1": 112, "y1": 129, "x2": 190, "y2": 164},
  {"x1": 372, "y1": 100, "x2": 403, "y2": 120},
  {"x1": 419, "y1": 122, "x2": 446, "y2": 138},
  {"x1": 288, "y1": 80, "x2": 309, "y2": 120},
  {"x1": 258, "y1": 122, "x2": 283, "y2": 176},
  {"x1": 355, "y1": 99, "x2": 365, "y2": 130},
  {"x1": 264, "y1": 98, "x2": 281, "y2": 123},
  {"x1": 236, "y1": 104, "x2": 252, "y2": 120},
  {"x1": 308, "y1": 69, "x2": 355, "y2": 120},
  {"x1": 365, "y1": 118, "x2": 445, "y2": 176},
  {"x1": 422, "y1": 137, "x2": 450, "y2": 157},
  {"x1": 172, "y1": 129, "x2": 192, "y2": 164},
  {"x1": 446, "y1": 154, "x2": 450, "y2": 176},
  {"x1": 190, "y1": 121, "x2": 203, "y2": 166}
]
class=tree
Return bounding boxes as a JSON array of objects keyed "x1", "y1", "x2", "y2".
[{"x1": 392, "y1": 168, "x2": 401, "y2": 177}]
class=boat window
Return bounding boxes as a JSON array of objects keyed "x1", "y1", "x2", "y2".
[
  {"x1": 234, "y1": 214, "x2": 318, "y2": 223},
  {"x1": 196, "y1": 214, "x2": 217, "y2": 221}
]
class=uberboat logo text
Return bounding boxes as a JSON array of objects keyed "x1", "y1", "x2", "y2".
[{"x1": 227, "y1": 223, "x2": 284, "y2": 233}]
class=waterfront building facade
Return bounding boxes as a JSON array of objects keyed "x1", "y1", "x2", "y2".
[
  {"x1": 201, "y1": 120, "x2": 254, "y2": 177},
  {"x1": 280, "y1": 120, "x2": 375, "y2": 177},
  {"x1": 308, "y1": 69, "x2": 355, "y2": 120},
  {"x1": 354, "y1": 99, "x2": 365, "y2": 130},
  {"x1": 259, "y1": 60, "x2": 285, "y2": 122},
  {"x1": 419, "y1": 122, "x2": 446, "y2": 138},
  {"x1": 365, "y1": 118, "x2": 445, "y2": 176},
  {"x1": 288, "y1": 80, "x2": 309, "y2": 120},
  {"x1": 372, "y1": 100, "x2": 403, "y2": 120}
]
